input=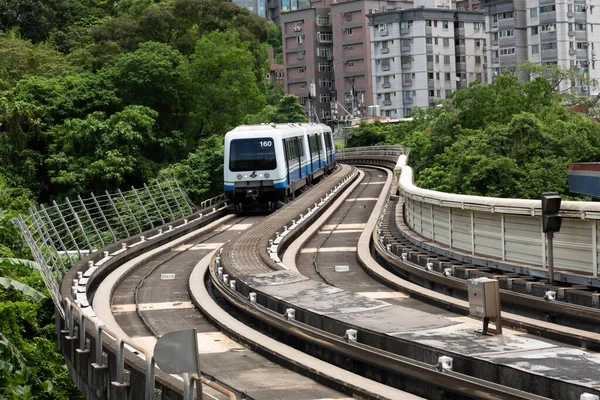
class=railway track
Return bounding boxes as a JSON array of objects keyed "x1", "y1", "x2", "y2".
[{"x1": 61, "y1": 152, "x2": 600, "y2": 400}]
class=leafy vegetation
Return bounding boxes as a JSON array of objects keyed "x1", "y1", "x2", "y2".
[
  {"x1": 347, "y1": 74, "x2": 600, "y2": 199},
  {"x1": 0, "y1": 0, "x2": 305, "y2": 397}
]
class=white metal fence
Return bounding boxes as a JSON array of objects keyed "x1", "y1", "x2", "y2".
[{"x1": 399, "y1": 166, "x2": 600, "y2": 277}]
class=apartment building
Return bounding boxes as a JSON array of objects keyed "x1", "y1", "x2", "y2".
[
  {"x1": 368, "y1": 8, "x2": 486, "y2": 117},
  {"x1": 484, "y1": 0, "x2": 600, "y2": 95},
  {"x1": 281, "y1": 9, "x2": 334, "y2": 121}
]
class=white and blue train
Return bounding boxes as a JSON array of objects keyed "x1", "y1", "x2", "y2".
[{"x1": 224, "y1": 123, "x2": 336, "y2": 210}]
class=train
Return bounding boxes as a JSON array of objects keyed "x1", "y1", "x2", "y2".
[{"x1": 224, "y1": 123, "x2": 336, "y2": 211}]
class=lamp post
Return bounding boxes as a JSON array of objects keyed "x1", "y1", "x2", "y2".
[{"x1": 541, "y1": 192, "x2": 563, "y2": 284}]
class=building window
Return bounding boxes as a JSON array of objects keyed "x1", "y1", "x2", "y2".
[
  {"x1": 445, "y1": 72, "x2": 451, "y2": 80},
  {"x1": 498, "y1": 11, "x2": 514, "y2": 19},
  {"x1": 445, "y1": 90, "x2": 452, "y2": 98},
  {"x1": 444, "y1": 55, "x2": 450, "y2": 64},
  {"x1": 498, "y1": 29, "x2": 514, "y2": 37},
  {"x1": 426, "y1": 20, "x2": 432, "y2": 27},
  {"x1": 383, "y1": 75, "x2": 390, "y2": 85},
  {"x1": 318, "y1": 78, "x2": 332, "y2": 87},
  {"x1": 297, "y1": 35, "x2": 304, "y2": 44},
  {"x1": 299, "y1": 67, "x2": 305, "y2": 73},
  {"x1": 475, "y1": 73, "x2": 482, "y2": 81},
  {"x1": 475, "y1": 39, "x2": 481, "y2": 47},
  {"x1": 317, "y1": 15, "x2": 330, "y2": 26},
  {"x1": 426, "y1": 38, "x2": 433, "y2": 44},
  {"x1": 427, "y1": 55, "x2": 434, "y2": 62},
  {"x1": 321, "y1": 109, "x2": 331, "y2": 119},
  {"x1": 427, "y1": 72, "x2": 434, "y2": 80},
  {"x1": 499, "y1": 48, "x2": 516, "y2": 55},
  {"x1": 435, "y1": 55, "x2": 440, "y2": 63},
  {"x1": 474, "y1": 22, "x2": 481, "y2": 31},
  {"x1": 346, "y1": 28, "x2": 353, "y2": 35},
  {"x1": 299, "y1": 97, "x2": 306, "y2": 105},
  {"x1": 541, "y1": 24, "x2": 556, "y2": 32},
  {"x1": 317, "y1": 32, "x2": 332, "y2": 42},
  {"x1": 442, "y1": 21, "x2": 449, "y2": 30},
  {"x1": 434, "y1": 38, "x2": 438, "y2": 45},
  {"x1": 475, "y1": 56, "x2": 482, "y2": 64},
  {"x1": 532, "y1": 44, "x2": 539, "y2": 54},
  {"x1": 318, "y1": 63, "x2": 332, "y2": 72},
  {"x1": 443, "y1": 38, "x2": 449, "y2": 47},
  {"x1": 348, "y1": 61, "x2": 354, "y2": 67},
  {"x1": 577, "y1": 42, "x2": 588, "y2": 49},
  {"x1": 436, "y1": 72, "x2": 440, "y2": 80},
  {"x1": 404, "y1": 91, "x2": 413, "y2": 101},
  {"x1": 403, "y1": 73, "x2": 412, "y2": 83},
  {"x1": 300, "y1": 82, "x2": 306, "y2": 88},
  {"x1": 541, "y1": 42, "x2": 557, "y2": 50},
  {"x1": 530, "y1": 8, "x2": 538, "y2": 17},
  {"x1": 319, "y1": 93, "x2": 331, "y2": 103},
  {"x1": 317, "y1": 47, "x2": 332, "y2": 57},
  {"x1": 539, "y1": 5, "x2": 555, "y2": 13},
  {"x1": 347, "y1": 45, "x2": 354, "y2": 51},
  {"x1": 531, "y1": 26, "x2": 539, "y2": 35},
  {"x1": 378, "y1": 24, "x2": 387, "y2": 32}
]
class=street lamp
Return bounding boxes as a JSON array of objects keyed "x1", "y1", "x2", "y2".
[{"x1": 541, "y1": 192, "x2": 562, "y2": 284}]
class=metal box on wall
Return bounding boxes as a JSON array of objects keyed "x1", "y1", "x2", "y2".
[{"x1": 468, "y1": 277, "x2": 499, "y2": 318}]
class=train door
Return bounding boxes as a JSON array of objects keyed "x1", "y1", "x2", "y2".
[
  {"x1": 316, "y1": 133, "x2": 323, "y2": 169},
  {"x1": 283, "y1": 139, "x2": 291, "y2": 189},
  {"x1": 324, "y1": 132, "x2": 333, "y2": 164},
  {"x1": 296, "y1": 137, "x2": 303, "y2": 178}
]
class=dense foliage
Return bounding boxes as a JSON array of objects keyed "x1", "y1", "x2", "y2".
[
  {"x1": 0, "y1": 0, "x2": 303, "y2": 397},
  {"x1": 347, "y1": 75, "x2": 600, "y2": 199}
]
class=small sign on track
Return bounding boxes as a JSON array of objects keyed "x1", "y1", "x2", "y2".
[
  {"x1": 161, "y1": 273, "x2": 176, "y2": 280},
  {"x1": 334, "y1": 265, "x2": 350, "y2": 272}
]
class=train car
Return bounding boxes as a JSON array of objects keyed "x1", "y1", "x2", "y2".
[{"x1": 224, "y1": 123, "x2": 335, "y2": 210}]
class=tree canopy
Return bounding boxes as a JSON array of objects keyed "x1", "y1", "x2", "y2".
[{"x1": 347, "y1": 74, "x2": 600, "y2": 199}]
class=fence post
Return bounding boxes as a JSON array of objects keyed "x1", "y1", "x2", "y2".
[
  {"x1": 106, "y1": 190, "x2": 130, "y2": 238},
  {"x1": 39, "y1": 205, "x2": 69, "y2": 274},
  {"x1": 32, "y1": 206, "x2": 68, "y2": 275},
  {"x1": 131, "y1": 187, "x2": 153, "y2": 229},
  {"x1": 66, "y1": 198, "x2": 94, "y2": 253},
  {"x1": 78, "y1": 195, "x2": 105, "y2": 248},
  {"x1": 29, "y1": 208, "x2": 65, "y2": 276},
  {"x1": 118, "y1": 189, "x2": 142, "y2": 234},
  {"x1": 91, "y1": 193, "x2": 117, "y2": 243},
  {"x1": 144, "y1": 183, "x2": 165, "y2": 225},
  {"x1": 53, "y1": 200, "x2": 83, "y2": 260},
  {"x1": 174, "y1": 180, "x2": 194, "y2": 215},
  {"x1": 155, "y1": 180, "x2": 176, "y2": 221},
  {"x1": 167, "y1": 180, "x2": 186, "y2": 218}
]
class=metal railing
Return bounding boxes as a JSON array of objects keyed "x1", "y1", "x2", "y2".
[{"x1": 14, "y1": 180, "x2": 204, "y2": 314}]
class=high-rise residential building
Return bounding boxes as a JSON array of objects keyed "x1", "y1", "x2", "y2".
[
  {"x1": 281, "y1": 8, "x2": 334, "y2": 121},
  {"x1": 368, "y1": 8, "x2": 486, "y2": 117},
  {"x1": 456, "y1": 0, "x2": 482, "y2": 11},
  {"x1": 484, "y1": 0, "x2": 600, "y2": 96}
]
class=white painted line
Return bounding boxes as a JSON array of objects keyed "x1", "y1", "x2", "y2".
[
  {"x1": 111, "y1": 301, "x2": 195, "y2": 313},
  {"x1": 359, "y1": 182, "x2": 385, "y2": 185},
  {"x1": 321, "y1": 223, "x2": 366, "y2": 230},
  {"x1": 196, "y1": 332, "x2": 246, "y2": 354},
  {"x1": 172, "y1": 243, "x2": 224, "y2": 251},
  {"x1": 228, "y1": 223, "x2": 253, "y2": 231},
  {"x1": 318, "y1": 229, "x2": 364, "y2": 234},
  {"x1": 357, "y1": 291, "x2": 409, "y2": 300},
  {"x1": 345, "y1": 198, "x2": 378, "y2": 202},
  {"x1": 300, "y1": 247, "x2": 357, "y2": 253}
]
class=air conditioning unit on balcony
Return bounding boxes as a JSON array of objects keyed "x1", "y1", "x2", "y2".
[
  {"x1": 327, "y1": 56, "x2": 332, "y2": 60},
  {"x1": 483, "y1": 46, "x2": 487, "y2": 51},
  {"x1": 294, "y1": 26, "x2": 301, "y2": 32},
  {"x1": 583, "y1": 85, "x2": 589, "y2": 91},
  {"x1": 483, "y1": 63, "x2": 488, "y2": 67}
]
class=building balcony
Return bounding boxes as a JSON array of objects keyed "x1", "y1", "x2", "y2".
[
  {"x1": 401, "y1": 63, "x2": 411, "y2": 70},
  {"x1": 401, "y1": 46, "x2": 411, "y2": 52},
  {"x1": 382, "y1": 82, "x2": 391, "y2": 88},
  {"x1": 404, "y1": 97, "x2": 413, "y2": 104},
  {"x1": 428, "y1": 79, "x2": 434, "y2": 89},
  {"x1": 569, "y1": 30, "x2": 575, "y2": 36},
  {"x1": 381, "y1": 48, "x2": 390, "y2": 54},
  {"x1": 569, "y1": 49, "x2": 576, "y2": 55},
  {"x1": 568, "y1": 11, "x2": 574, "y2": 18},
  {"x1": 400, "y1": 28, "x2": 409, "y2": 34},
  {"x1": 383, "y1": 100, "x2": 392, "y2": 106},
  {"x1": 382, "y1": 65, "x2": 390, "y2": 71},
  {"x1": 380, "y1": 30, "x2": 389, "y2": 37},
  {"x1": 403, "y1": 80, "x2": 412, "y2": 87}
]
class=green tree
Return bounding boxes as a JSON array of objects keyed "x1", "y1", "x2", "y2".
[{"x1": 181, "y1": 31, "x2": 265, "y2": 136}]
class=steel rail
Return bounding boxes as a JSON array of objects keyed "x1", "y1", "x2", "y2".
[{"x1": 209, "y1": 259, "x2": 547, "y2": 400}]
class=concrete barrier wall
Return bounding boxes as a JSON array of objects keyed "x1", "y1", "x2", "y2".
[{"x1": 399, "y1": 165, "x2": 600, "y2": 277}]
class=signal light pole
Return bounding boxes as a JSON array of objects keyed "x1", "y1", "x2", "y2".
[{"x1": 541, "y1": 192, "x2": 563, "y2": 284}]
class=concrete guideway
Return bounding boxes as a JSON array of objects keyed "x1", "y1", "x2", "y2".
[{"x1": 216, "y1": 158, "x2": 600, "y2": 400}]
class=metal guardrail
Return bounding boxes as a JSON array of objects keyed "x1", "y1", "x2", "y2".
[
  {"x1": 13, "y1": 181, "x2": 225, "y2": 315},
  {"x1": 398, "y1": 163, "x2": 600, "y2": 277}
]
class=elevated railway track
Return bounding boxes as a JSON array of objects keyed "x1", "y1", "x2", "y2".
[{"x1": 17, "y1": 146, "x2": 600, "y2": 400}]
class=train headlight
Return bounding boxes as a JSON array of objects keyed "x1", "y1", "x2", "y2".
[
  {"x1": 237, "y1": 174, "x2": 242, "y2": 180},
  {"x1": 264, "y1": 173, "x2": 270, "y2": 178},
  {"x1": 244, "y1": 174, "x2": 248, "y2": 178}
]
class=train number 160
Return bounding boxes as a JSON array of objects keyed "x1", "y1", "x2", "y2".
[{"x1": 260, "y1": 141, "x2": 273, "y2": 147}]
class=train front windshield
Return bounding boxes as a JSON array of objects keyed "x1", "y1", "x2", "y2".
[{"x1": 229, "y1": 138, "x2": 277, "y2": 172}]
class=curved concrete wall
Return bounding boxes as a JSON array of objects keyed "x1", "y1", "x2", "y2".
[{"x1": 399, "y1": 165, "x2": 600, "y2": 277}]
